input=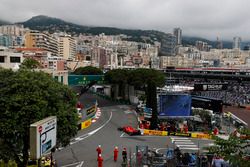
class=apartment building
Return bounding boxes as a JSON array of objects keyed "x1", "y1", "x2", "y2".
[
  {"x1": 0, "y1": 24, "x2": 27, "y2": 36},
  {"x1": 58, "y1": 35, "x2": 76, "y2": 60},
  {"x1": 0, "y1": 47, "x2": 23, "y2": 69},
  {"x1": 25, "y1": 30, "x2": 58, "y2": 56}
]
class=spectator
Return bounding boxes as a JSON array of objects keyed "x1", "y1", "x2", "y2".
[{"x1": 122, "y1": 148, "x2": 127, "y2": 163}]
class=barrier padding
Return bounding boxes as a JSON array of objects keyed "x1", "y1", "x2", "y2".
[
  {"x1": 142, "y1": 129, "x2": 212, "y2": 139},
  {"x1": 80, "y1": 119, "x2": 92, "y2": 129}
]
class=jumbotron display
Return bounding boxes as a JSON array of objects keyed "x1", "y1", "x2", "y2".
[{"x1": 159, "y1": 94, "x2": 192, "y2": 117}]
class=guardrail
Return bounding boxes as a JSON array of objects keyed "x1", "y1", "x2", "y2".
[{"x1": 141, "y1": 129, "x2": 212, "y2": 139}]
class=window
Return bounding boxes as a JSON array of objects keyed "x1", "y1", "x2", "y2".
[
  {"x1": 10, "y1": 57, "x2": 21, "y2": 63},
  {"x1": 0, "y1": 56, "x2": 4, "y2": 63}
]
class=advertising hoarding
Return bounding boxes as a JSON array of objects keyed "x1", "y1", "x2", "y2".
[
  {"x1": 30, "y1": 116, "x2": 57, "y2": 160},
  {"x1": 194, "y1": 83, "x2": 228, "y2": 91},
  {"x1": 159, "y1": 94, "x2": 192, "y2": 117}
]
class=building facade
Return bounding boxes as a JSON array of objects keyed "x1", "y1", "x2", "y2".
[
  {"x1": 160, "y1": 33, "x2": 177, "y2": 56},
  {"x1": 25, "y1": 31, "x2": 59, "y2": 56},
  {"x1": 173, "y1": 28, "x2": 182, "y2": 45},
  {"x1": 233, "y1": 36, "x2": 241, "y2": 50},
  {"x1": 0, "y1": 47, "x2": 23, "y2": 69},
  {"x1": 58, "y1": 35, "x2": 76, "y2": 60}
]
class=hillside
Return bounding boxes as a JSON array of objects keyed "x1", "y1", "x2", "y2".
[{"x1": 18, "y1": 15, "x2": 241, "y2": 48}]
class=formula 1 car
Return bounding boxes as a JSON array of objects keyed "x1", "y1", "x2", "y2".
[{"x1": 118, "y1": 125, "x2": 141, "y2": 136}]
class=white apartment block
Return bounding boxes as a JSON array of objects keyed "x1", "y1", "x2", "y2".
[
  {"x1": 0, "y1": 47, "x2": 23, "y2": 69},
  {"x1": 0, "y1": 24, "x2": 27, "y2": 36}
]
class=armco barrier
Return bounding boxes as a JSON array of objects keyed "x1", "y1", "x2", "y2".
[
  {"x1": 191, "y1": 133, "x2": 212, "y2": 139},
  {"x1": 142, "y1": 129, "x2": 212, "y2": 139},
  {"x1": 143, "y1": 129, "x2": 167, "y2": 136}
]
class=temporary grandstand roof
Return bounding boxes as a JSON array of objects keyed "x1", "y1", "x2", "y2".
[{"x1": 159, "y1": 85, "x2": 194, "y2": 92}]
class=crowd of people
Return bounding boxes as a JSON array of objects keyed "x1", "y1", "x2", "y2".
[{"x1": 176, "y1": 79, "x2": 250, "y2": 106}]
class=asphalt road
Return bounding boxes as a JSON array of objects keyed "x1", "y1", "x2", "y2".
[{"x1": 54, "y1": 92, "x2": 213, "y2": 167}]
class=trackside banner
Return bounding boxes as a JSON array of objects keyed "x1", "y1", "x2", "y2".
[
  {"x1": 142, "y1": 129, "x2": 211, "y2": 139},
  {"x1": 143, "y1": 129, "x2": 167, "y2": 136},
  {"x1": 194, "y1": 83, "x2": 228, "y2": 91}
]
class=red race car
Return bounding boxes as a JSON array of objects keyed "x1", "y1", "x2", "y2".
[{"x1": 118, "y1": 126, "x2": 141, "y2": 136}]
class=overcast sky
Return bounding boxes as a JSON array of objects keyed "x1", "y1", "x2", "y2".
[{"x1": 1, "y1": 0, "x2": 250, "y2": 40}]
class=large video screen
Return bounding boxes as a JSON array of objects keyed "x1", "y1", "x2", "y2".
[{"x1": 159, "y1": 94, "x2": 192, "y2": 116}]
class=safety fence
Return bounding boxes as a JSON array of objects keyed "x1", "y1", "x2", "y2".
[{"x1": 141, "y1": 129, "x2": 212, "y2": 139}]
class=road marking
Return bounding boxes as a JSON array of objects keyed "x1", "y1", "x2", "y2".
[
  {"x1": 76, "y1": 161, "x2": 84, "y2": 167},
  {"x1": 178, "y1": 148, "x2": 200, "y2": 150},
  {"x1": 170, "y1": 137, "x2": 199, "y2": 151},
  {"x1": 174, "y1": 142, "x2": 195, "y2": 145},
  {"x1": 120, "y1": 132, "x2": 125, "y2": 137},
  {"x1": 170, "y1": 137, "x2": 189, "y2": 140},
  {"x1": 61, "y1": 161, "x2": 84, "y2": 167},
  {"x1": 155, "y1": 148, "x2": 168, "y2": 154},
  {"x1": 171, "y1": 139, "x2": 192, "y2": 142},
  {"x1": 176, "y1": 144, "x2": 198, "y2": 148},
  {"x1": 61, "y1": 112, "x2": 113, "y2": 148}
]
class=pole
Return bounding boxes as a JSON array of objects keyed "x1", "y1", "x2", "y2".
[{"x1": 38, "y1": 158, "x2": 41, "y2": 167}]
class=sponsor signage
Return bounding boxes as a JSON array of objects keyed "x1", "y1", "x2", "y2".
[
  {"x1": 168, "y1": 132, "x2": 191, "y2": 137},
  {"x1": 86, "y1": 106, "x2": 96, "y2": 116},
  {"x1": 81, "y1": 119, "x2": 92, "y2": 129},
  {"x1": 194, "y1": 83, "x2": 228, "y2": 91},
  {"x1": 191, "y1": 133, "x2": 211, "y2": 139},
  {"x1": 143, "y1": 129, "x2": 167, "y2": 136},
  {"x1": 30, "y1": 116, "x2": 57, "y2": 159}
]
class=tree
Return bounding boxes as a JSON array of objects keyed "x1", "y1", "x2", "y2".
[
  {"x1": 128, "y1": 68, "x2": 165, "y2": 89},
  {"x1": 20, "y1": 58, "x2": 40, "y2": 69},
  {"x1": 0, "y1": 69, "x2": 78, "y2": 167},
  {"x1": 73, "y1": 66, "x2": 103, "y2": 75},
  {"x1": 129, "y1": 69, "x2": 165, "y2": 128},
  {"x1": 207, "y1": 128, "x2": 250, "y2": 167},
  {"x1": 105, "y1": 69, "x2": 129, "y2": 99},
  {"x1": 146, "y1": 80, "x2": 158, "y2": 129}
]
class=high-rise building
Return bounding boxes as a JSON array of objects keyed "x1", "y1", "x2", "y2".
[
  {"x1": 0, "y1": 24, "x2": 26, "y2": 36},
  {"x1": 0, "y1": 34, "x2": 13, "y2": 47},
  {"x1": 25, "y1": 31, "x2": 59, "y2": 56},
  {"x1": 58, "y1": 35, "x2": 76, "y2": 60},
  {"x1": 233, "y1": 37, "x2": 241, "y2": 49},
  {"x1": 173, "y1": 28, "x2": 182, "y2": 45},
  {"x1": 160, "y1": 33, "x2": 177, "y2": 56}
]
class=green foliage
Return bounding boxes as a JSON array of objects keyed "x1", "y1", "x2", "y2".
[
  {"x1": 128, "y1": 68, "x2": 165, "y2": 89},
  {"x1": 105, "y1": 69, "x2": 129, "y2": 99},
  {"x1": 73, "y1": 66, "x2": 103, "y2": 75},
  {"x1": 105, "y1": 69, "x2": 129, "y2": 84},
  {"x1": 20, "y1": 58, "x2": 40, "y2": 69},
  {"x1": 0, "y1": 69, "x2": 78, "y2": 166},
  {"x1": 207, "y1": 129, "x2": 250, "y2": 167},
  {"x1": 146, "y1": 80, "x2": 158, "y2": 129}
]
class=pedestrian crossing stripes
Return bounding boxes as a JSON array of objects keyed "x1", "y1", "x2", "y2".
[{"x1": 170, "y1": 136, "x2": 200, "y2": 151}]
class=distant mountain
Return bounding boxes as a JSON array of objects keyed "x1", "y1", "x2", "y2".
[
  {"x1": 19, "y1": 15, "x2": 240, "y2": 49},
  {"x1": 19, "y1": 15, "x2": 169, "y2": 44},
  {"x1": 18, "y1": 15, "x2": 89, "y2": 34},
  {"x1": 0, "y1": 19, "x2": 11, "y2": 26}
]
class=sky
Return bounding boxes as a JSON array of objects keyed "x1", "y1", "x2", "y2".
[{"x1": 1, "y1": 0, "x2": 250, "y2": 41}]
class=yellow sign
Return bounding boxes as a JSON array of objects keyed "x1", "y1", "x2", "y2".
[
  {"x1": 81, "y1": 119, "x2": 92, "y2": 129},
  {"x1": 143, "y1": 129, "x2": 167, "y2": 136},
  {"x1": 86, "y1": 106, "x2": 96, "y2": 115},
  {"x1": 191, "y1": 133, "x2": 211, "y2": 139}
]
